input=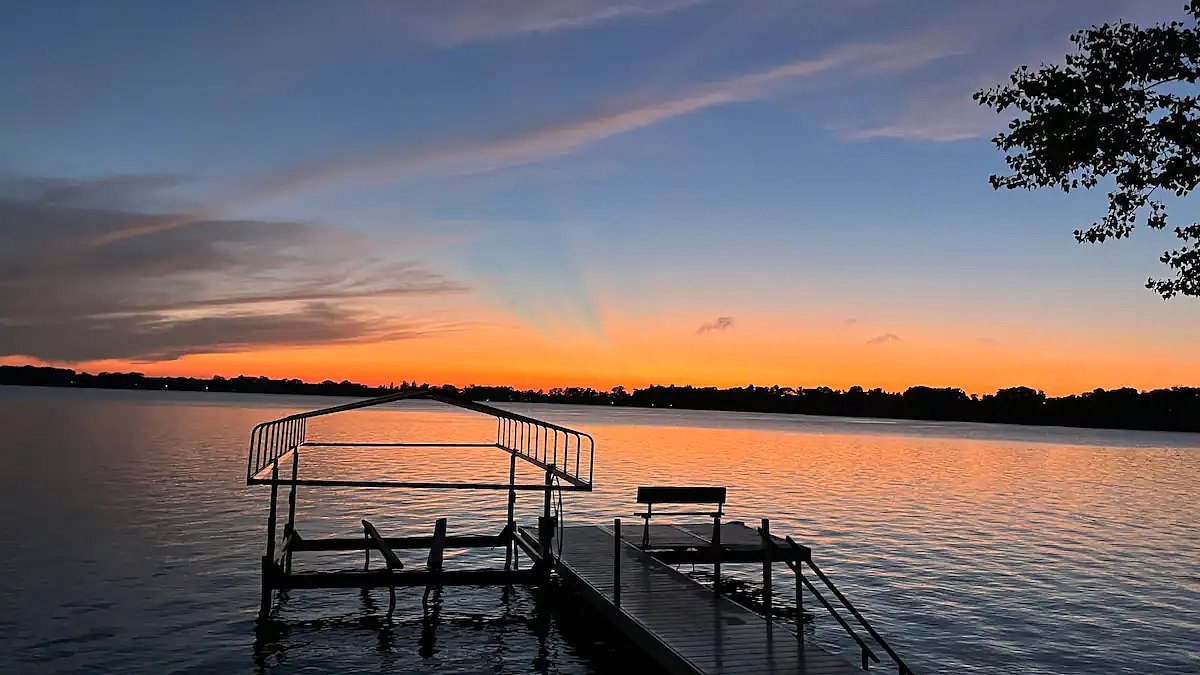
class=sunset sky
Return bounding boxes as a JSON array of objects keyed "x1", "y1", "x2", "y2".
[{"x1": 2, "y1": 0, "x2": 1197, "y2": 395}]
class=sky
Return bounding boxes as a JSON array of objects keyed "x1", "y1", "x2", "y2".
[{"x1": 1, "y1": 0, "x2": 1197, "y2": 396}]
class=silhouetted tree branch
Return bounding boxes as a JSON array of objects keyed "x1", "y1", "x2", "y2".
[{"x1": 975, "y1": 1, "x2": 1200, "y2": 298}]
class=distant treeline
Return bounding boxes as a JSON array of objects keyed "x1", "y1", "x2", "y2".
[{"x1": 3, "y1": 364, "x2": 1199, "y2": 432}]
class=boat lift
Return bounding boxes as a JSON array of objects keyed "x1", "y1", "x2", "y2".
[{"x1": 246, "y1": 389, "x2": 593, "y2": 619}]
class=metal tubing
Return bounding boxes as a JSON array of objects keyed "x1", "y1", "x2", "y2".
[
  {"x1": 300, "y1": 442, "x2": 496, "y2": 447},
  {"x1": 797, "y1": 561, "x2": 804, "y2": 640},
  {"x1": 712, "y1": 514, "x2": 722, "y2": 584},
  {"x1": 539, "y1": 466, "x2": 554, "y2": 572},
  {"x1": 285, "y1": 449, "x2": 299, "y2": 573},
  {"x1": 266, "y1": 463, "x2": 279, "y2": 559},
  {"x1": 613, "y1": 518, "x2": 622, "y2": 607},
  {"x1": 261, "y1": 462, "x2": 280, "y2": 618},
  {"x1": 797, "y1": 572, "x2": 878, "y2": 665},
  {"x1": 761, "y1": 518, "x2": 772, "y2": 623},
  {"x1": 259, "y1": 555, "x2": 272, "y2": 619},
  {"x1": 803, "y1": 555, "x2": 908, "y2": 673},
  {"x1": 505, "y1": 450, "x2": 518, "y2": 570},
  {"x1": 250, "y1": 478, "x2": 577, "y2": 490},
  {"x1": 248, "y1": 389, "x2": 596, "y2": 490},
  {"x1": 247, "y1": 426, "x2": 259, "y2": 483}
]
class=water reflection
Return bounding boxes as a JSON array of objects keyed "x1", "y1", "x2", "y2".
[
  {"x1": 1, "y1": 388, "x2": 1197, "y2": 674},
  {"x1": 250, "y1": 582, "x2": 653, "y2": 675}
]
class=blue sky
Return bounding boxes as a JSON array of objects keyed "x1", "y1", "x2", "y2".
[{"x1": 1, "y1": 0, "x2": 1195, "y2": 391}]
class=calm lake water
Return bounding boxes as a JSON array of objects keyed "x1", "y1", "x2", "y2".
[{"x1": 1, "y1": 385, "x2": 1197, "y2": 674}]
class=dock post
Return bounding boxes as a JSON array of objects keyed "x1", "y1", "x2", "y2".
[
  {"x1": 505, "y1": 451, "x2": 517, "y2": 570},
  {"x1": 284, "y1": 449, "x2": 299, "y2": 573},
  {"x1": 260, "y1": 462, "x2": 279, "y2": 619},
  {"x1": 259, "y1": 555, "x2": 273, "y2": 619},
  {"x1": 761, "y1": 518, "x2": 772, "y2": 624},
  {"x1": 613, "y1": 518, "x2": 622, "y2": 608},
  {"x1": 539, "y1": 465, "x2": 554, "y2": 575},
  {"x1": 712, "y1": 514, "x2": 722, "y2": 586},
  {"x1": 796, "y1": 555, "x2": 804, "y2": 640}
]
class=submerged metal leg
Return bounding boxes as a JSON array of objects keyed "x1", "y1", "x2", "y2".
[
  {"x1": 285, "y1": 451, "x2": 299, "y2": 573},
  {"x1": 538, "y1": 467, "x2": 554, "y2": 576},
  {"x1": 259, "y1": 556, "x2": 273, "y2": 619},
  {"x1": 796, "y1": 564, "x2": 804, "y2": 640},
  {"x1": 386, "y1": 580, "x2": 396, "y2": 619},
  {"x1": 260, "y1": 466, "x2": 279, "y2": 620},
  {"x1": 505, "y1": 452, "x2": 517, "y2": 570}
]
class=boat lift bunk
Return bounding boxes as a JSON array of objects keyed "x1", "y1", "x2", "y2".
[{"x1": 246, "y1": 389, "x2": 594, "y2": 619}]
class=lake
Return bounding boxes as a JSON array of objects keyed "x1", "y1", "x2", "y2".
[{"x1": 1, "y1": 385, "x2": 1197, "y2": 674}]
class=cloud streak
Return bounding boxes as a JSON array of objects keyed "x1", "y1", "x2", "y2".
[
  {"x1": 0, "y1": 175, "x2": 467, "y2": 362},
  {"x1": 410, "y1": 0, "x2": 709, "y2": 45},
  {"x1": 94, "y1": 31, "x2": 961, "y2": 245},
  {"x1": 866, "y1": 332, "x2": 902, "y2": 345}
]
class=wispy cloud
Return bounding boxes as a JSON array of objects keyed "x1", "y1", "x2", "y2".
[
  {"x1": 239, "y1": 1, "x2": 711, "y2": 89},
  {"x1": 839, "y1": 0, "x2": 1154, "y2": 142},
  {"x1": 697, "y1": 316, "x2": 734, "y2": 334},
  {"x1": 866, "y1": 332, "x2": 902, "y2": 345},
  {"x1": 843, "y1": 91, "x2": 999, "y2": 142},
  {"x1": 0, "y1": 175, "x2": 466, "y2": 362},
  {"x1": 409, "y1": 0, "x2": 710, "y2": 45},
  {"x1": 95, "y1": 31, "x2": 961, "y2": 246}
]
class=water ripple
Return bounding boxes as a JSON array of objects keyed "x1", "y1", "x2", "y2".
[{"x1": 0, "y1": 387, "x2": 1196, "y2": 674}]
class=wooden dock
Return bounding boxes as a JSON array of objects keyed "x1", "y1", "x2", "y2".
[
  {"x1": 529, "y1": 522, "x2": 862, "y2": 675},
  {"x1": 246, "y1": 393, "x2": 914, "y2": 674}
]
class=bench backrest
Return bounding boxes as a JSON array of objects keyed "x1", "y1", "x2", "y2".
[{"x1": 636, "y1": 486, "x2": 727, "y2": 505}]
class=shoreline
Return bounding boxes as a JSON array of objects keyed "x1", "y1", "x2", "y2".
[{"x1": 4, "y1": 375, "x2": 1199, "y2": 436}]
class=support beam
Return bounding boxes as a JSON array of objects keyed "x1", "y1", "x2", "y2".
[
  {"x1": 248, "y1": 478, "x2": 587, "y2": 491},
  {"x1": 278, "y1": 568, "x2": 537, "y2": 590},
  {"x1": 300, "y1": 442, "x2": 497, "y2": 447},
  {"x1": 289, "y1": 532, "x2": 507, "y2": 552}
]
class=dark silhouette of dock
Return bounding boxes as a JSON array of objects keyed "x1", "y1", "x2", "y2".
[
  {"x1": 539, "y1": 523, "x2": 863, "y2": 674},
  {"x1": 246, "y1": 390, "x2": 914, "y2": 674}
]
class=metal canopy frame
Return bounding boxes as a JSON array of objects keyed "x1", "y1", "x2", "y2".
[
  {"x1": 246, "y1": 389, "x2": 595, "y2": 620},
  {"x1": 246, "y1": 389, "x2": 595, "y2": 489}
]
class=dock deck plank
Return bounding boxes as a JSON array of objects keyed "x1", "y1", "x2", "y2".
[{"x1": 544, "y1": 524, "x2": 861, "y2": 675}]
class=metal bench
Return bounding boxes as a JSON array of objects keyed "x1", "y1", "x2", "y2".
[{"x1": 635, "y1": 486, "x2": 726, "y2": 549}]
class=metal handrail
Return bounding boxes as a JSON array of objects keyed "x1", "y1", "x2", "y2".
[
  {"x1": 246, "y1": 389, "x2": 595, "y2": 489},
  {"x1": 765, "y1": 535, "x2": 914, "y2": 674},
  {"x1": 494, "y1": 415, "x2": 595, "y2": 488}
]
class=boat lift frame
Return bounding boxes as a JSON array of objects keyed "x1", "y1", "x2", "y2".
[{"x1": 247, "y1": 389, "x2": 595, "y2": 619}]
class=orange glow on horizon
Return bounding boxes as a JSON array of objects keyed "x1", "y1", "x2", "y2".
[{"x1": 6, "y1": 311, "x2": 1198, "y2": 397}]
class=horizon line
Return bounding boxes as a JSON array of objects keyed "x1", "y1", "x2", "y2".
[{"x1": 1, "y1": 363, "x2": 1195, "y2": 399}]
